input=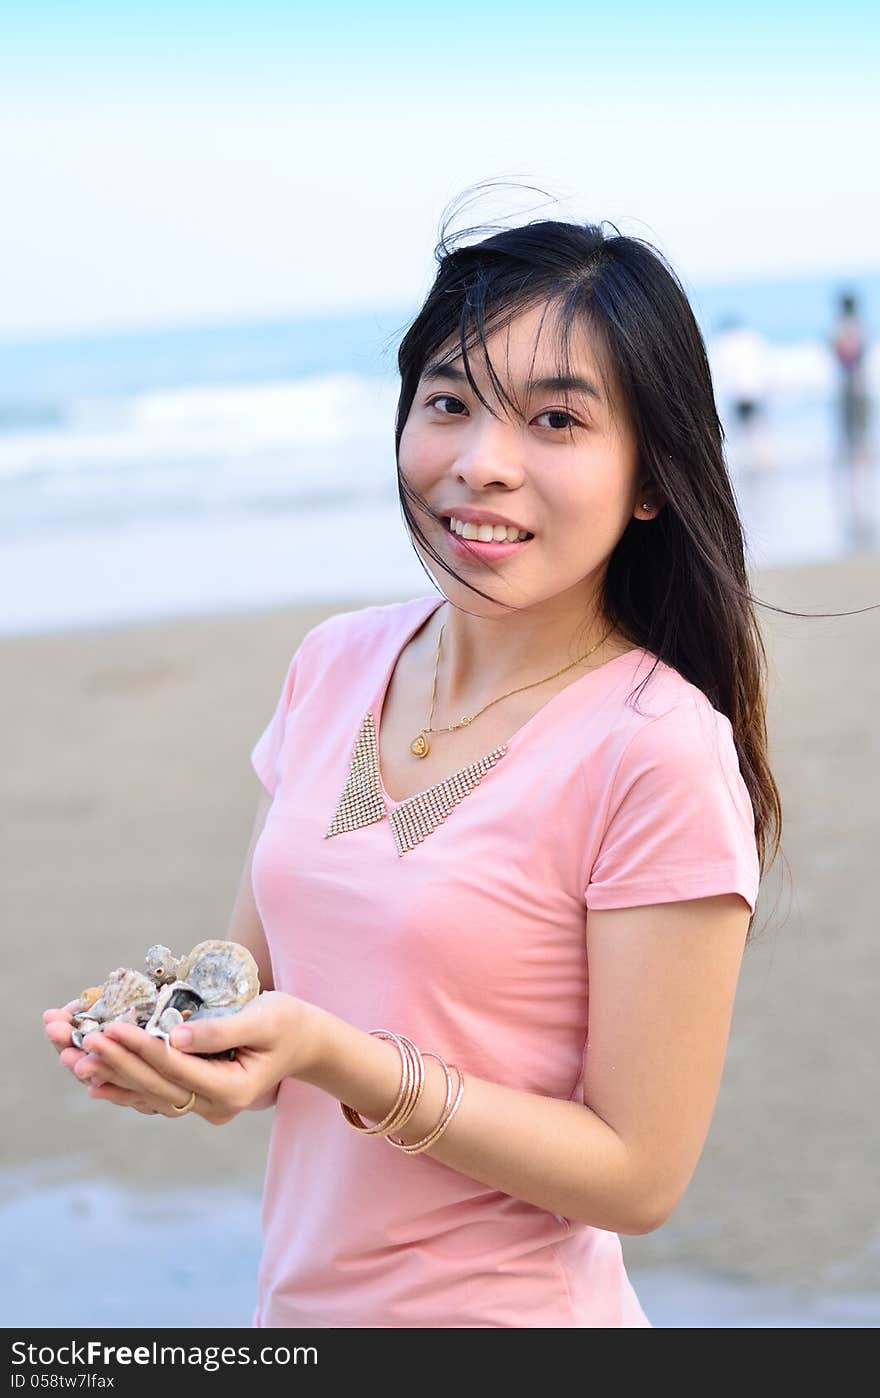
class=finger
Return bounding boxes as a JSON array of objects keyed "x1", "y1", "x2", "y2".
[
  {"x1": 45, "y1": 1020, "x2": 73, "y2": 1042},
  {"x1": 42, "y1": 1000, "x2": 81, "y2": 1024},
  {"x1": 102, "y1": 1021, "x2": 226, "y2": 1097},
  {"x1": 45, "y1": 1021, "x2": 75, "y2": 1053},
  {"x1": 72, "y1": 1055, "x2": 107, "y2": 1087},
  {"x1": 88, "y1": 1082, "x2": 148, "y2": 1108},
  {"x1": 85, "y1": 1027, "x2": 208, "y2": 1108},
  {"x1": 59, "y1": 1046, "x2": 87, "y2": 1072},
  {"x1": 89, "y1": 1079, "x2": 193, "y2": 1119},
  {"x1": 68, "y1": 1047, "x2": 132, "y2": 1093},
  {"x1": 130, "y1": 1098, "x2": 160, "y2": 1115},
  {"x1": 167, "y1": 1010, "x2": 259, "y2": 1058}
]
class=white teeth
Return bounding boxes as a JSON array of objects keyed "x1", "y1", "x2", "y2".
[{"x1": 449, "y1": 516, "x2": 530, "y2": 542}]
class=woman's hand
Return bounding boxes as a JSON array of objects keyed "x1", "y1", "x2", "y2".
[
  {"x1": 42, "y1": 991, "x2": 324, "y2": 1124},
  {"x1": 43, "y1": 999, "x2": 94, "y2": 1079}
]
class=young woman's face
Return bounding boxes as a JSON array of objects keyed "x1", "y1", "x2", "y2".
[{"x1": 398, "y1": 300, "x2": 646, "y2": 613}]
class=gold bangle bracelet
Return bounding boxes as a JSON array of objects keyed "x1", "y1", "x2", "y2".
[
  {"x1": 387, "y1": 1054, "x2": 465, "y2": 1155},
  {"x1": 339, "y1": 1031, "x2": 425, "y2": 1137}
]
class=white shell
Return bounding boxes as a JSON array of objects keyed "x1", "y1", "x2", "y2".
[{"x1": 176, "y1": 940, "x2": 260, "y2": 1010}]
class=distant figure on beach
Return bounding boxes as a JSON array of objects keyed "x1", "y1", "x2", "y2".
[
  {"x1": 711, "y1": 316, "x2": 772, "y2": 428},
  {"x1": 709, "y1": 317, "x2": 774, "y2": 472},
  {"x1": 831, "y1": 291, "x2": 871, "y2": 457},
  {"x1": 44, "y1": 203, "x2": 782, "y2": 1329}
]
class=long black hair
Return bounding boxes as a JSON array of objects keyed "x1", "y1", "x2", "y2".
[{"x1": 390, "y1": 194, "x2": 874, "y2": 938}]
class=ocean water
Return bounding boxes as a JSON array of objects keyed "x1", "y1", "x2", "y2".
[{"x1": 1, "y1": 275, "x2": 878, "y2": 636}]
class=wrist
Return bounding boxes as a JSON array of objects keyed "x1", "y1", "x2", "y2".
[
  {"x1": 297, "y1": 1013, "x2": 451, "y2": 1144},
  {"x1": 287, "y1": 997, "x2": 337, "y2": 1081}
]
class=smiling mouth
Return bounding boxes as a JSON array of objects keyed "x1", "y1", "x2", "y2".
[{"x1": 442, "y1": 516, "x2": 535, "y2": 543}]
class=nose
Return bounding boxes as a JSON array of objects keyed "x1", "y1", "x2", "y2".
[{"x1": 452, "y1": 413, "x2": 526, "y2": 491}]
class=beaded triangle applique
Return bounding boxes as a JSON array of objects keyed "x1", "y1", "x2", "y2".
[{"x1": 324, "y1": 710, "x2": 508, "y2": 857}]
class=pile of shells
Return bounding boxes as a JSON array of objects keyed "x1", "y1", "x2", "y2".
[{"x1": 70, "y1": 941, "x2": 260, "y2": 1057}]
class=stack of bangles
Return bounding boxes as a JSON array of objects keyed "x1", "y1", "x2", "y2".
[{"x1": 339, "y1": 1031, "x2": 464, "y2": 1154}]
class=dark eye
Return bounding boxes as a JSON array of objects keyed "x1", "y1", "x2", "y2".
[
  {"x1": 427, "y1": 395, "x2": 467, "y2": 416},
  {"x1": 534, "y1": 410, "x2": 580, "y2": 431}
]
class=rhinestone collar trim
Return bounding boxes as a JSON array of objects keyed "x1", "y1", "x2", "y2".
[{"x1": 324, "y1": 709, "x2": 508, "y2": 856}]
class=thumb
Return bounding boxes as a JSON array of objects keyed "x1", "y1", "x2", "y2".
[
  {"x1": 169, "y1": 1008, "x2": 255, "y2": 1056},
  {"x1": 167, "y1": 1000, "x2": 270, "y2": 1051}
]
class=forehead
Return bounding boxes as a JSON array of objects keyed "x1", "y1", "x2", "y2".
[{"x1": 423, "y1": 300, "x2": 610, "y2": 403}]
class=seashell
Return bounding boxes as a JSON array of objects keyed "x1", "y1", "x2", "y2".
[
  {"x1": 143, "y1": 941, "x2": 259, "y2": 1048},
  {"x1": 176, "y1": 940, "x2": 260, "y2": 1011},
  {"x1": 146, "y1": 985, "x2": 202, "y2": 1039},
  {"x1": 77, "y1": 986, "x2": 104, "y2": 1013},
  {"x1": 71, "y1": 967, "x2": 157, "y2": 1038},
  {"x1": 71, "y1": 1017, "x2": 101, "y2": 1048},
  {"x1": 144, "y1": 944, "x2": 183, "y2": 986}
]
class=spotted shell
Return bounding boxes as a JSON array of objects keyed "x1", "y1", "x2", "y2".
[
  {"x1": 144, "y1": 944, "x2": 183, "y2": 986},
  {"x1": 77, "y1": 985, "x2": 104, "y2": 1013}
]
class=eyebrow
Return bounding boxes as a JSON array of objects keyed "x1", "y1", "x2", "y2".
[{"x1": 421, "y1": 361, "x2": 603, "y2": 403}]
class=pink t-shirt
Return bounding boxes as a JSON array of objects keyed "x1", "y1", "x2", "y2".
[{"x1": 249, "y1": 594, "x2": 760, "y2": 1328}]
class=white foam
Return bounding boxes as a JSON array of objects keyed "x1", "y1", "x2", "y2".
[{"x1": 0, "y1": 371, "x2": 400, "y2": 482}]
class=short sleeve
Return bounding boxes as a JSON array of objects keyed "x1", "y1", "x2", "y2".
[
  {"x1": 585, "y1": 700, "x2": 760, "y2": 915},
  {"x1": 250, "y1": 637, "x2": 309, "y2": 797}
]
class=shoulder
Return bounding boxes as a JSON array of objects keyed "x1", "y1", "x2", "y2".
[
  {"x1": 294, "y1": 595, "x2": 436, "y2": 664},
  {"x1": 597, "y1": 653, "x2": 747, "y2": 807},
  {"x1": 585, "y1": 655, "x2": 760, "y2": 914},
  {"x1": 616, "y1": 651, "x2": 734, "y2": 747}
]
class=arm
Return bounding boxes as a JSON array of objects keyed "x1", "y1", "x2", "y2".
[
  {"x1": 71, "y1": 890, "x2": 748, "y2": 1191},
  {"x1": 224, "y1": 785, "x2": 275, "y2": 993},
  {"x1": 299, "y1": 892, "x2": 750, "y2": 1235},
  {"x1": 221, "y1": 784, "x2": 279, "y2": 1109}
]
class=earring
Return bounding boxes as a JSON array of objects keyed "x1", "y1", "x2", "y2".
[{"x1": 641, "y1": 502, "x2": 653, "y2": 514}]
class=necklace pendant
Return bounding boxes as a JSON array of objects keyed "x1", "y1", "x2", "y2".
[{"x1": 409, "y1": 730, "x2": 431, "y2": 759}]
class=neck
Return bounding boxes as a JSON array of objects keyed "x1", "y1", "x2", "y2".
[{"x1": 430, "y1": 586, "x2": 627, "y2": 715}]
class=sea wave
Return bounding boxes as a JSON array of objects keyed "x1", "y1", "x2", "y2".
[
  {"x1": 0, "y1": 371, "x2": 399, "y2": 475},
  {"x1": 0, "y1": 344, "x2": 876, "y2": 538}
]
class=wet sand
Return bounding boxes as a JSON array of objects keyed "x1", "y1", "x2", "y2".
[{"x1": 6, "y1": 554, "x2": 879, "y2": 1304}]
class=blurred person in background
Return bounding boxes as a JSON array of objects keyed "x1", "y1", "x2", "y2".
[
  {"x1": 831, "y1": 291, "x2": 871, "y2": 459},
  {"x1": 710, "y1": 316, "x2": 774, "y2": 473},
  {"x1": 830, "y1": 290, "x2": 875, "y2": 549}
]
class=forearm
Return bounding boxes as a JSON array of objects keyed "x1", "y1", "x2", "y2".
[{"x1": 299, "y1": 1005, "x2": 654, "y2": 1235}]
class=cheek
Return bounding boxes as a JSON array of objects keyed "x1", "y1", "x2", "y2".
[
  {"x1": 398, "y1": 418, "x2": 449, "y2": 482},
  {"x1": 545, "y1": 473, "x2": 631, "y2": 551}
]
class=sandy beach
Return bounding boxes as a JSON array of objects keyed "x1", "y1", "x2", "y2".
[{"x1": 5, "y1": 553, "x2": 879, "y2": 1309}]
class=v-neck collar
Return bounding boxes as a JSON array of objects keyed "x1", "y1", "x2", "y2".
[{"x1": 324, "y1": 595, "x2": 648, "y2": 856}]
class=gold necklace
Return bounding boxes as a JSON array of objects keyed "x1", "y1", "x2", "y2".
[{"x1": 408, "y1": 619, "x2": 618, "y2": 758}]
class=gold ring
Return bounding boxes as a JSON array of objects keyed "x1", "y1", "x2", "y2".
[{"x1": 171, "y1": 1089, "x2": 197, "y2": 1115}]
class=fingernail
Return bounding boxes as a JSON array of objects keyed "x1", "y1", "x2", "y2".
[{"x1": 170, "y1": 1027, "x2": 192, "y2": 1048}]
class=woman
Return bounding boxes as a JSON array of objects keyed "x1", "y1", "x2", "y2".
[{"x1": 44, "y1": 213, "x2": 780, "y2": 1328}]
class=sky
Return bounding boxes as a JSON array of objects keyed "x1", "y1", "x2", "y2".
[{"x1": 1, "y1": 1, "x2": 878, "y2": 336}]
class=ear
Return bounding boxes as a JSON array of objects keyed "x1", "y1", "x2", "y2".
[{"x1": 633, "y1": 478, "x2": 666, "y2": 521}]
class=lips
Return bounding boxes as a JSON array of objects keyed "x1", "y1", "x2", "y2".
[
  {"x1": 443, "y1": 516, "x2": 534, "y2": 542},
  {"x1": 442, "y1": 520, "x2": 534, "y2": 561}
]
